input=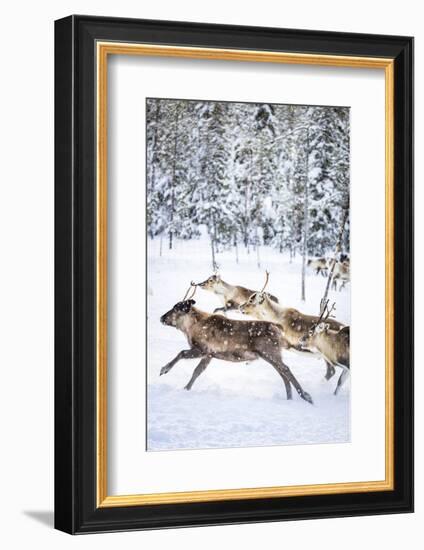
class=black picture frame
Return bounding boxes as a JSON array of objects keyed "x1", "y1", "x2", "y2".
[{"x1": 55, "y1": 15, "x2": 414, "y2": 534}]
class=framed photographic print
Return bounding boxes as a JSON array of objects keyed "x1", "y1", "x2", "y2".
[{"x1": 54, "y1": 15, "x2": 414, "y2": 534}]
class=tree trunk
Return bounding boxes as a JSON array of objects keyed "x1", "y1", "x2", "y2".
[
  {"x1": 210, "y1": 234, "x2": 216, "y2": 271},
  {"x1": 256, "y1": 226, "x2": 261, "y2": 268},
  {"x1": 234, "y1": 236, "x2": 239, "y2": 264},
  {"x1": 301, "y1": 132, "x2": 309, "y2": 302},
  {"x1": 243, "y1": 178, "x2": 251, "y2": 250},
  {"x1": 210, "y1": 211, "x2": 218, "y2": 271},
  {"x1": 320, "y1": 206, "x2": 349, "y2": 314},
  {"x1": 148, "y1": 101, "x2": 160, "y2": 195},
  {"x1": 169, "y1": 103, "x2": 181, "y2": 250}
]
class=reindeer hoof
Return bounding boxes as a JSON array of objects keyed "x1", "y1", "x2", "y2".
[
  {"x1": 303, "y1": 392, "x2": 314, "y2": 405},
  {"x1": 184, "y1": 384, "x2": 191, "y2": 391},
  {"x1": 160, "y1": 365, "x2": 171, "y2": 376}
]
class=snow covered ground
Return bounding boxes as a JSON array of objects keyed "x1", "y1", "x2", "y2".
[{"x1": 147, "y1": 235, "x2": 350, "y2": 451}]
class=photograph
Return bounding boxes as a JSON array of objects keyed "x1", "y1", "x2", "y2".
[
  {"x1": 52, "y1": 12, "x2": 413, "y2": 535},
  {"x1": 146, "y1": 97, "x2": 351, "y2": 451}
]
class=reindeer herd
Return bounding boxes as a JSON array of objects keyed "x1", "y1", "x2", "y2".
[
  {"x1": 307, "y1": 255, "x2": 350, "y2": 291},
  {"x1": 159, "y1": 271, "x2": 350, "y2": 406}
]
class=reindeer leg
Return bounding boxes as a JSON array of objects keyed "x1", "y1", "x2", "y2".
[
  {"x1": 160, "y1": 348, "x2": 203, "y2": 376},
  {"x1": 334, "y1": 369, "x2": 350, "y2": 395},
  {"x1": 276, "y1": 369, "x2": 292, "y2": 400},
  {"x1": 324, "y1": 361, "x2": 336, "y2": 381},
  {"x1": 258, "y1": 352, "x2": 292, "y2": 399},
  {"x1": 261, "y1": 352, "x2": 313, "y2": 404},
  {"x1": 213, "y1": 301, "x2": 236, "y2": 315},
  {"x1": 279, "y1": 360, "x2": 313, "y2": 404},
  {"x1": 257, "y1": 351, "x2": 293, "y2": 402},
  {"x1": 184, "y1": 357, "x2": 212, "y2": 390}
]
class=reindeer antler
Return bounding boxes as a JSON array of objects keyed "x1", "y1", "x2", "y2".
[
  {"x1": 299, "y1": 300, "x2": 336, "y2": 347},
  {"x1": 182, "y1": 282, "x2": 197, "y2": 302},
  {"x1": 316, "y1": 300, "x2": 336, "y2": 327},
  {"x1": 259, "y1": 270, "x2": 270, "y2": 294}
]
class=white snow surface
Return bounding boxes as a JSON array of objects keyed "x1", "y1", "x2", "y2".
[{"x1": 147, "y1": 236, "x2": 350, "y2": 451}]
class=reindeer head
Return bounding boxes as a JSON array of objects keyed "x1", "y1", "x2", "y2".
[
  {"x1": 239, "y1": 271, "x2": 270, "y2": 317},
  {"x1": 195, "y1": 273, "x2": 223, "y2": 293},
  {"x1": 299, "y1": 321, "x2": 330, "y2": 348},
  {"x1": 239, "y1": 292, "x2": 266, "y2": 315},
  {"x1": 160, "y1": 300, "x2": 196, "y2": 327},
  {"x1": 160, "y1": 284, "x2": 197, "y2": 327},
  {"x1": 298, "y1": 301, "x2": 335, "y2": 349}
]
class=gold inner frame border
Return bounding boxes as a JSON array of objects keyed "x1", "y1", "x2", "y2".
[{"x1": 96, "y1": 42, "x2": 394, "y2": 508}]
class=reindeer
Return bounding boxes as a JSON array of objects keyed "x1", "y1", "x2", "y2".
[
  {"x1": 159, "y1": 285, "x2": 313, "y2": 404},
  {"x1": 307, "y1": 257, "x2": 328, "y2": 277},
  {"x1": 298, "y1": 301, "x2": 350, "y2": 395},
  {"x1": 239, "y1": 273, "x2": 345, "y2": 382},
  {"x1": 193, "y1": 271, "x2": 279, "y2": 315},
  {"x1": 338, "y1": 253, "x2": 350, "y2": 265},
  {"x1": 331, "y1": 260, "x2": 350, "y2": 291}
]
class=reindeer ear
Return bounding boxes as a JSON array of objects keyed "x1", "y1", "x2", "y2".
[{"x1": 180, "y1": 300, "x2": 195, "y2": 313}]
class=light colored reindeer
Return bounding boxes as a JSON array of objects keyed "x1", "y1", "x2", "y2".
[
  {"x1": 298, "y1": 301, "x2": 350, "y2": 395},
  {"x1": 239, "y1": 273, "x2": 345, "y2": 382},
  {"x1": 194, "y1": 271, "x2": 279, "y2": 315},
  {"x1": 307, "y1": 257, "x2": 328, "y2": 277},
  {"x1": 159, "y1": 284, "x2": 313, "y2": 404},
  {"x1": 331, "y1": 260, "x2": 350, "y2": 291}
]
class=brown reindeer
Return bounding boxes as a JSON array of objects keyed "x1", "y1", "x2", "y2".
[
  {"x1": 239, "y1": 274, "x2": 345, "y2": 382},
  {"x1": 331, "y1": 260, "x2": 350, "y2": 291},
  {"x1": 159, "y1": 285, "x2": 313, "y2": 404},
  {"x1": 307, "y1": 257, "x2": 328, "y2": 277},
  {"x1": 299, "y1": 302, "x2": 350, "y2": 395},
  {"x1": 194, "y1": 272, "x2": 279, "y2": 315}
]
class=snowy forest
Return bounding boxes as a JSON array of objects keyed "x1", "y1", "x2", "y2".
[
  {"x1": 146, "y1": 98, "x2": 350, "y2": 269},
  {"x1": 146, "y1": 98, "x2": 351, "y2": 451}
]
